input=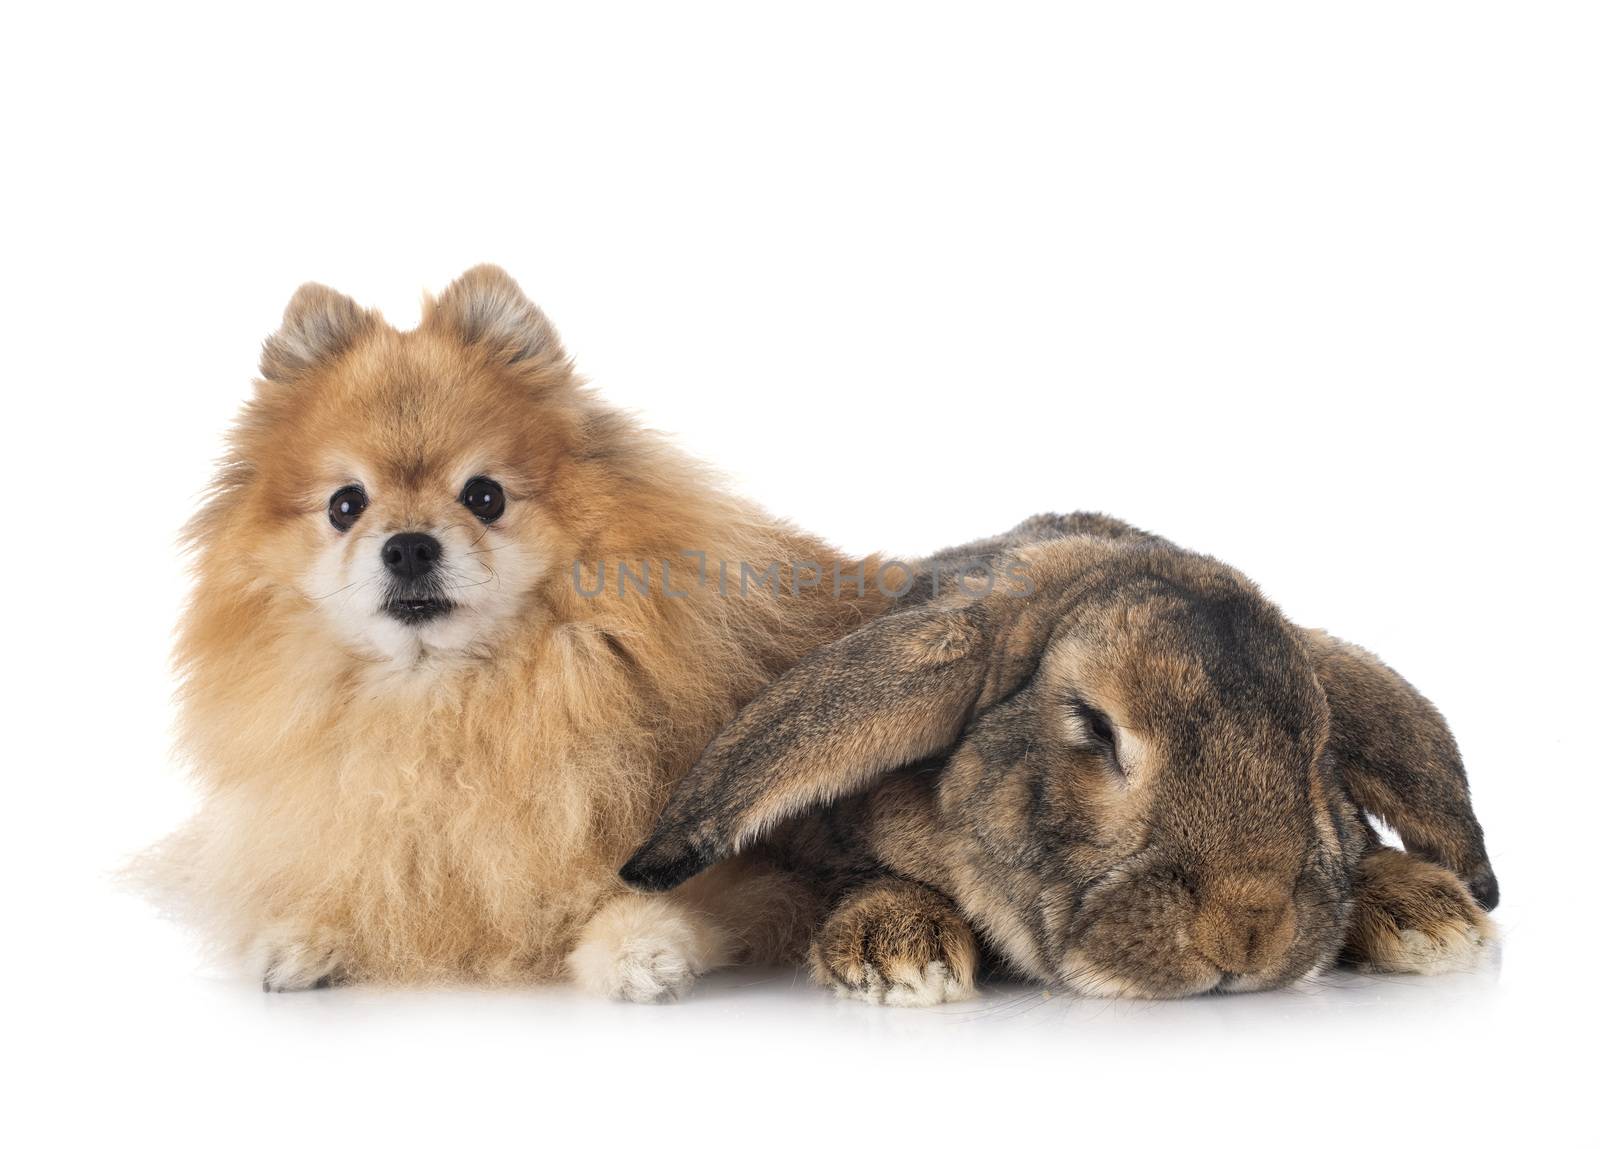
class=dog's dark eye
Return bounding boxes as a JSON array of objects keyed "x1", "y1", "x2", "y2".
[
  {"x1": 328, "y1": 486, "x2": 367, "y2": 531},
  {"x1": 461, "y1": 477, "x2": 505, "y2": 523}
]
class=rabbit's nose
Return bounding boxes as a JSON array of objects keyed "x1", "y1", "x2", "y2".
[{"x1": 1191, "y1": 875, "x2": 1297, "y2": 975}]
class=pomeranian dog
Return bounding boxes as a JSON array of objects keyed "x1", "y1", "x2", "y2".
[{"x1": 140, "y1": 266, "x2": 890, "y2": 998}]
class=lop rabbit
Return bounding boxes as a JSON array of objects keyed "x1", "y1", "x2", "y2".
[{"x1": 622, "y1": 514, "x2": 1497, "y2": 1002}]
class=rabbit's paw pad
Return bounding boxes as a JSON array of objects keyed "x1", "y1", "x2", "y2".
[
  {"x1": 810, "y1": 884, "x2": 978, "y2": 1007},
  {"x1": 1344, "y1": 851, "x2": 1494, "y2": 975},
  {"x1": 833, "y1": 959, "x2": 971, "y2": 1006}
]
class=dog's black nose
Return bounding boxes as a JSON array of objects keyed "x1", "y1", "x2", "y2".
[{"x1": 382, "y1": 532, "x2": 442, "y2": 582}]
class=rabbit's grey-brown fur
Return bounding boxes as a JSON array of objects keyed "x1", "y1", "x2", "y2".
[{"x1": 622, "y1": 514, "x2": 1496, "y2": 1002}]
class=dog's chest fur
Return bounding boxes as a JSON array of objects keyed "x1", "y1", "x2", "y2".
[{"x1": 160, "y1": 609, "x2": 726, "y2": 981}]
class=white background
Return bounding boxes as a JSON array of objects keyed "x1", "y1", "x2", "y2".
[{"x1": 3, "y1": 2, "x2": 1596, "y2": 1145}]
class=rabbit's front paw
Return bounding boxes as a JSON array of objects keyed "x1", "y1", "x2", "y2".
[
  {"x1": 811, "y1": 879, "x2": 978, "y2": 1006},
  {"x1": 1342, "y1": 848, "x2": 1494, "y2": 975},
  {"x1": 253, "y1": 925, "x2": 350, "y2": 992}
]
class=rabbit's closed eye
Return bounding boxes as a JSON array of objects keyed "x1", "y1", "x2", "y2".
[{"x1": 1066, "y1": 699, "x2": 1124, "y2": 778}]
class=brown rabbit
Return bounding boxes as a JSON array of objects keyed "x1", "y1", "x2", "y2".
[{"x1": 621, "y1": 513, "x2": 1497, "y2": 1002}]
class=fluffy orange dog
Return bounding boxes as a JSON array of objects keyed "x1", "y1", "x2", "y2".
[{"x1": 142, "y1": 266, "x2": 887, "y2": 997}]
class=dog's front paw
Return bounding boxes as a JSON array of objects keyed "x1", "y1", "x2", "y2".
[
  {"x1": 253, "y1": 925, "x2": 350, "y2": 992},
  {"x1": 569, "y1": 894, "x2": 729, "y2": 1003},
  {"x1": 1343, "y1": 848, "x2": 1494, "y2": 975},
  {"x1": 811, "y1": 880, "x2": 978, "y2": 1006}
]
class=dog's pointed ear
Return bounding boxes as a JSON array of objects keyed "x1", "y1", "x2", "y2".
[
  {"x1": 620, "y1": 589, "x2": 1054, "y2": 893},
  {"x1": 424, "y1": 264, "x2": 563, "y2": 367},
  {"x1": 260, "y1": 283, "x2": 379, "y2": 381},
  {"x1": 1304, "y1": 629, "x2": 1499, "y2": 909}
]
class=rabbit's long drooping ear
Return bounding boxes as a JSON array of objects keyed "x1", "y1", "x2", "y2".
[
  {"x1": 1302, "y1": 630, "x2": 1498, "y2": 909},
  {"x1": 621, "y1": 597, "x2": 1039, "y2": 893}
]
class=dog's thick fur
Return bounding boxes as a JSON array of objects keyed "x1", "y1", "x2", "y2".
[{"x1": 139, "y1": 266, "x2": 890, "y2": 995}]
